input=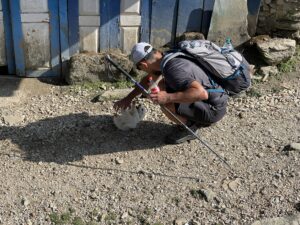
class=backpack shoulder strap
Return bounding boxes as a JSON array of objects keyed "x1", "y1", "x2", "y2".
[{"x1": 160, "y1": 51, "x2": 188, "y2": 72}]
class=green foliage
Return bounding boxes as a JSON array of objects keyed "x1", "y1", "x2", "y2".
[
  {"x1": 143, "y1": 207, "x2": 152, "y2": 216},
  {"x1": 105, "y1": 212, "x2": 117, "y2": 221},
  {"x1": 278, "y1": 45, "x2": 300, "y2": 73},
  {"x1": 72, "y1": 217, "x2": 85, "y2": 225},
  {"x1": 190, "y1": 189, "x2": 203, "y2": 200},
  {"x1": 246, "y1": 88, "x2": 262, "y2": 98},
  {"x1": 49, "y1": 213, "x2": 61, "y2": 225},
  {"x1": 49, "y1": 212, "x2": 72, "y2": 225},
  {"x1": 137, "y1": 215, "x2": 150, "y2": 225},
  {"x1": 85, "y1": 222, "x2": 98, "y2": 225},
  {"x1": 75, "y1": 81, "x2": 133, "y2": 91}
]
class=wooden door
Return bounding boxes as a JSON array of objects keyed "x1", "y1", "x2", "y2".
[{"x1": 10, "y1": 0, "x2": 61, "y2": 77}]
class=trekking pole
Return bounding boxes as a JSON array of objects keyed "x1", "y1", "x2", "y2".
[{"x1": 105, "y1": 55, "x2": 234, "y2": 173}]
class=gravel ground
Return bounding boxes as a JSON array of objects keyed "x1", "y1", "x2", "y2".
[{"x1": 0, "y1": 72, "x2": 299, "y2": 225}]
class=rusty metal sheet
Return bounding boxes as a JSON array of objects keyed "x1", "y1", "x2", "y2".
[
  {"x1": 22, "y1": 23, "x2": 50, "y2": 69},
  {"x1": 207, "y1": 0, "x2": 250, "y2": 47}
]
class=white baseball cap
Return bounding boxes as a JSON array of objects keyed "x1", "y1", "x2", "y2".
[{"x1": 130, "y1": 42, "x2": 153, "y2": 65}]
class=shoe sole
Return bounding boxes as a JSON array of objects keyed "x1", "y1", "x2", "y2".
[{"x1": 165, "y1": 134, "x2": 197, "y2": 145}]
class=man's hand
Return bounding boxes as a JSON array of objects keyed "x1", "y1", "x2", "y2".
[
  {"x1": 113, "y1": 96, "x2": 132, "y2": 111},
  {"x1": 149, "y1": 91, "x2": 170, "y2": 105}
]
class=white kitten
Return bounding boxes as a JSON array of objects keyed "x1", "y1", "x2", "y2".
[{"x1": 113, "y1": 104, "x2": 146, "y2": 131}]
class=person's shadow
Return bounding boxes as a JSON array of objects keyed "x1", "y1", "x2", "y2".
[{"x1": 0, "y1": 113, "x2": 171, "y2": 164}]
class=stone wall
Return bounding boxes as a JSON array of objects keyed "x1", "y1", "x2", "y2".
[{"x1": 257, "y1": 0, "x2": 300, "y2": 41}]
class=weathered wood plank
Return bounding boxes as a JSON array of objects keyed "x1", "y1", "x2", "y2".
[
  {"x1": 80, "y1": 26, "x2": 99, "y2": 53},
  {"x1": 140, "y1": 0, "x2": 151, "y2": 43},
  {"x1": 79, "y1": 0, "x2": 99, "y2": 15},
  {"x1": 0, "y1": 9, "x2": 5, "y2": 65},
  {"x1": 207, "y1": 0, "x2": 250, "y2": 46},
  {"x1": 202, "y1": 0, "x2": 215, "y2": 37},
  {"x1": 121, "y1": 27, "x2": 139, "y2": 54},
  {"x1": 121, "y1": 0, "x2": 140, "y2": 14},
  {"x1": 59, "y1": 0, "x2": 70, "y2": 76},
  {"x1": 79, "y1": 16, "x2": 100, "y2": 26},
  {"x1": 20, "y1": 0, "x2": 48, "y2": 13},
  {"x1": 0, "y1": 18, "x2": 6, "y2": 66},
  {"x1": 22, "y1": 23, "x2": 50, "y2": 69},
  {"x1": 68, "y1": 0, "x2": 80, "y2": 55},
  {"x1": 176, "y1": 0, "x2": 204, "y2": 38},
  {"x1": 21, "y1": 13, "x2": 49, "y2": 23},
  {"x1": 48, "y1": 0, "x2": 60, "y2": 75},
  {"x1": 10, "y1": 0, "x2": 26, "y2": 75},
  {"x1": 100, "y1": 0, "x2": 121, "y2": 50},
  {"x1": 247, "y1": 0, "x2": 261, "y2": 36},
  {"x1": 120, "y1": 14, "x2": 141, "y2": 27},
  {"x1": 2, "y1": 0, "x2": 15, "y2": 73},
  {"x1": 150, "y1": 0, "x2": 178, "y2": 48}
]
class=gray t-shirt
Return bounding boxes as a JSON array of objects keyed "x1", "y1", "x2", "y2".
[{"x1": 163, "y1": 57, "x2": 228, "y2": 108}]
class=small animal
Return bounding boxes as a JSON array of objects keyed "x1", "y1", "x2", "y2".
[{"x1": 113, "y1": 104, "x2": 146, "y2": 131}]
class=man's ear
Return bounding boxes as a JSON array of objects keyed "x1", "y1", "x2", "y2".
[{"x1": 139, "y1": 61, "x2": 148, "y2": 71}]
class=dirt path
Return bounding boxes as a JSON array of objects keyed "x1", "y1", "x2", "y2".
[{"x1": 0, "y1": 72, "x2": 299, "y2": 225}]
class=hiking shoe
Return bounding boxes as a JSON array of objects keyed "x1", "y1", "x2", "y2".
[{"x1": 165, "y1": 124, "x2": 199, "y2": 144}]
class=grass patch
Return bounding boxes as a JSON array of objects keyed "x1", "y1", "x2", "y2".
[
  {"x1": 190, "y1": 189, "x2": 202, "y2": 199},
  {"x1": 137, "y1": 215, "x2": 150, "y2": 225},
  {"x1": 143, "y1": 207, "x2": 152, "y2": 216},
  {"x1": 49, "y1": 212, "x2": 72, "y2": 225},
  {"x1": 72, "y1": 217, "x2": 85, "y2": 225},
  {"x1": 246, "y1": 88, "x2": 262, "y2": 98},
  {"x1": 49, "y1": 211, "x2": 96, "y2": 225},
  {"x1": 278, "y1": 45, "x2": 300, "y2": 73},
  {"x1": 104, "y1": 212, "x2": 117, "y2": 221},
  {"x1": 74, "y1": 80, "x2": 133, "y2": 91}
]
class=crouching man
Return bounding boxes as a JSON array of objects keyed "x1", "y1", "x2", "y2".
[{"x1": 113, "y1": 42, "x2": 228, "y2": 144}]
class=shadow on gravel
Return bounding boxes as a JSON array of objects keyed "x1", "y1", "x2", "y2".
[{"x1": 0, "y1": 113, "x2": 171, "y2": 163}]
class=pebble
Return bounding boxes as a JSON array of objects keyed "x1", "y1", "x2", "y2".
[
  {"x1": 121, "y1": 212, "x2": 129, "y2": 219},
  {"x1": 26, "y1": 219, "x2": 33, "y2": 225},
  {"x1": 89, "y1": 193, "x2": 98, "y2": 200},
  {"x1": 290, "y1": 143, "x2": 300, "y2": 151},
  {"x1": 2, "y1": 115, "x2": 24, "y2": 125},
  {"x1": 228, "y1": 179, "x2": 240, "y2": 192},
  {"x1": 22, "y1": 197, "x2": 30, "y2": 207},
  {"x1": 115, "y1": 158, "x2": 124, "y2": 165},
  {"x1": 174, "y1": 218, "x2": 189, "y2": 225},
  {"x1": 295, "y1": 202, "x2": 300, "y2": 212},
  {"x1": 198, "y1": 188, "x2": 216, "y2": 202}
]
